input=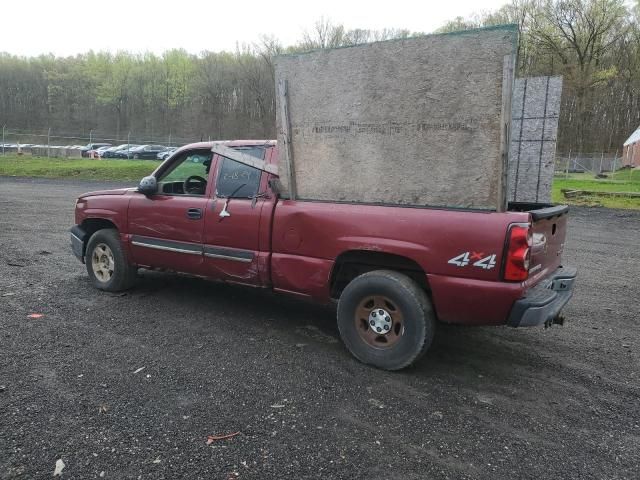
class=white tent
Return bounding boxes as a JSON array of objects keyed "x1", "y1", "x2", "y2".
[{"x1": 623, "y1": 125, "x2": 640, "y2": 147}]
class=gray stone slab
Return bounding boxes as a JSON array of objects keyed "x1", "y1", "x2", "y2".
[
  {"x1": 275, "y1": 26, "x2": 518, "y2": 209},
  {"x1": 508, "y1": 76, "x2": 563, "y2": 203}
]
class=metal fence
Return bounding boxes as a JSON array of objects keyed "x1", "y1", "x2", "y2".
[
  {"x1": 0, "y1": 126, "x2": 207, "y2": 158},
  {"x1": 554, "y1": 152, "x2": 623, "y2": 176}
]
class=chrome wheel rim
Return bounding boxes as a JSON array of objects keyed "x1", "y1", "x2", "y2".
[{"x1": 91, "y1": 243, "x2": 115, "y2": 283}]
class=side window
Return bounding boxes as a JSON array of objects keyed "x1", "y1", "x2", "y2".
[
  {"x1": 157, "y1": 151, "x2": 212, "y2": 195},
  {"x1": 216, "y1": 158, "x2": 261, "y2": 198}
]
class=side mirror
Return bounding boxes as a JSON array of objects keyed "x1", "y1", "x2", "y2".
[{"x1": 138, "y1": 175, "x2": 157, "y2": 195}]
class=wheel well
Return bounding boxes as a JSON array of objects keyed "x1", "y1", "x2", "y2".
[
  {"x1": 82, "y1": 218, "x2": 118, "y2": 239},
  {"x1": 330, "y1": 250, "x2": 429, "y2": 299}
]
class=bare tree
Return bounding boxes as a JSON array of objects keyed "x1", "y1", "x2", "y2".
[
  {"x1": 529, "y1": 0, "x2": 629, "y2": 150},
  {"x1": 300, "y1": 17, "x2": 346, "y2": 50}
]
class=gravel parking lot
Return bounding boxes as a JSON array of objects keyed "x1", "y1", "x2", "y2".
[{"x1": 1, "y1": 177, "x2": 639, "y2": 479}]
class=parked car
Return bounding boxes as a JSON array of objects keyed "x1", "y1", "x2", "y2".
[
  {"x1": 2, "y1": 143, "x2": 35, "y2": 152},
  {"x1": 94, "y1": 146, "x2": 112, "y2": 157},
  {"x1": 132, "y1": 145, "x2": 167, "y2": 160},
  {"x1": 157, "y1": 147, "x2": 177, "y2": 160},
  {"x1": 70, "y1": 140, "x2": 576, "y2": 371},
  {"x1": 110, "y1": 145, "x2": 142, "y2": 159},
  {"x1": 101, "y1": 144, "x2": 132, "y2": 158},
  {"x1": 81, "y1": 143, "x2": 111, "y2": 157},
  {"x1": 115, "y1": 145, "x2": 167, "y2": 160}
]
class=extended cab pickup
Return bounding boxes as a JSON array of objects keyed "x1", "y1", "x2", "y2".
[{"x1": 71, "y1": 140, "x2": 577, "y2": 370}]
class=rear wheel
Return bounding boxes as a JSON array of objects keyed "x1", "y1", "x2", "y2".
[
  {"x1": 133, "y1": 153, "x2": 140, "y2": 159},
  {"x1": 85, "y1": 228, "x2": 136, "y2": 292},
  {"x1": 337, "y1": 270, "x2": 435, "y2": 370}
]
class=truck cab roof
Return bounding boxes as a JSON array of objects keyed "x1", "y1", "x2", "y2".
[{"x1": 175, "y1": 140, "x2": 276, "y2": 158}]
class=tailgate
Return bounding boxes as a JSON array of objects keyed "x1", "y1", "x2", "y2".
[{"x1": 528, "y1": 205, "x2": 569, "y2": 281}]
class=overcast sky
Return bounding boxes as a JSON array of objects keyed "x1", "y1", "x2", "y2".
[{"x1": 1, "y1": 0, "x2": 507, "y2": 57}]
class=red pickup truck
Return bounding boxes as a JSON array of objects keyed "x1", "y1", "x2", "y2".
[{"x1": 71, "y1": 140, "x2": 576, "y2": 370}]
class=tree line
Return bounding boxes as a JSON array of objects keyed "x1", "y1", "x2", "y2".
[
  {"x1": 438, "y1": 0, "x2": 640, "y2": 153},
  {"x1": 0, "y1": 0, "x2": 638, "y2": 153}
]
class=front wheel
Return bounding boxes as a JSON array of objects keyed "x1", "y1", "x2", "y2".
[
  {"x1": 337, "y1": 270, "x2": 435, "y2": 370},
  {"x1": 85, "y1": 228, "x2": 137, "y2": 292},
  {"x1": 133, "y1": 153, "x2": 140, "y2": 159}
]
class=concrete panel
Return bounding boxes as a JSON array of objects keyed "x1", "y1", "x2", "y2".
[
  {"x1": 275, "y1": 26, "x2": 518, "y2": 209},
  {"x1": 508, "y1": 76, "x2": 563, "y2": 203},
  {"x1": 520, "y1": 118, "x2": 545, "y2": 140}
]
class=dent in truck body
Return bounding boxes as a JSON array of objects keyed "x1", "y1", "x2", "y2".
[
  {"x1": 270, "y1": 253, "x2": 334, "y2": 301},
  {"x1": 202, "y1": 245, "x2": 262, "y2": 286}
]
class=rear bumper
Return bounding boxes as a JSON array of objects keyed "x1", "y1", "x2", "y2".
[
  {"x1": 507, "y1": 266, "x2": 577, "y2": 327},
  {"x1": 70, "y1": 225, "x2": 87, "y2": 263}
]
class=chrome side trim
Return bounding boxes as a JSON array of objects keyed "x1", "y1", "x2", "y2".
[
  {"x1": 131, "y1": 241, "x2": 201, "y2": 256},
  {"x1": 203, "y1": 245, "x2": 254, "y2": 263},
  {"x1": 204, "y1": 252, "x2": 253, "y2": 263},
  {"x1": 70, "y1": 232, "x2": 83, "y2": 243}
]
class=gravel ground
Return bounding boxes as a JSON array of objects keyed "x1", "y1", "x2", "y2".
[{"x1": 1, "y1": 176, "x2": 639, "y2": 480}]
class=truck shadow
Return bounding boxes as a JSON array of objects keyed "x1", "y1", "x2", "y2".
[
  {"x1": 417, "y1": 324, "x2": 547, "y2": 380},
  {"x1": 128, "y1": 270, "x2": 550, "y2": 381}
]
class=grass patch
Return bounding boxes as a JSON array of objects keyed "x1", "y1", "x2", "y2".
[
  {"x1": 552, "y1": 169, "x2": 640, "y2": 209},
  {"x1": 0, "y1": 154, "x2": 156, "y2": 181}
]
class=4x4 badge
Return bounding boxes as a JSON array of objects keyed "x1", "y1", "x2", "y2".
[{"x1": 448, "y1": 252, "x2": 497, "y2": 270}]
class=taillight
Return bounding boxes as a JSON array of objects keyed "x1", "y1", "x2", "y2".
[{"x1": 504, "y1": 223, "x2": 532, "y2": 281}]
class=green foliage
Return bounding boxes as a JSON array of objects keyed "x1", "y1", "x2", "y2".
[{"x1": 589, "y1": 66, "x2": 618, "y2": 86}]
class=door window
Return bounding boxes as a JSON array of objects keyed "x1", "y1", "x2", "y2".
[
  {"x1": 216, "y1": 158, "x2": 261, "y2": 198},
  {"x1": 156, "y1": 150, "x2": 212, "y2": 195}
]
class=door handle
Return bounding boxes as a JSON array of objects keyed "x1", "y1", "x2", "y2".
[{"x1": 186, "y1": 208, "x2": 202, "y2": 219}]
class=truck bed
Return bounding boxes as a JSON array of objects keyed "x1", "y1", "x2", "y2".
[{"x1": 269, "y1": 199, "x2": 570, "y2": 326}]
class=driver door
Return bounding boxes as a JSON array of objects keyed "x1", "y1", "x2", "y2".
[{"x1": 127, "y1": 149, "x2": 212, "y2": 275}]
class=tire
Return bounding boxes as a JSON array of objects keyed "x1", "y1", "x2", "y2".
[
  {"x1": 337, "y1": 270, "x2": 435, "y2": 370},
  {"x1": 85, "y1": 228, "x2": 137, "y2": 292},
  {"x1": 133, "y1": 153, "x2": 140, "y2": 159}
]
